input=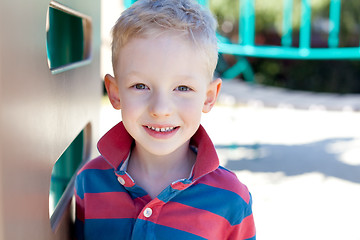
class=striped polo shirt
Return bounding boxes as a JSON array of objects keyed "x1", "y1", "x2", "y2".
[{"x1": 75, "y1": 122, "x2": 256, "y2": 239}]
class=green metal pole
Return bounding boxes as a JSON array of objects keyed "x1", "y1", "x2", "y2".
[
  {"x1": 299, "y1": 0, "x2": 311, "y2": 49},
  {"x1": 281, "y1": 0, "x2": 294, "y2": 47},
  {"x1": 328, "y1": 0, "x2": 341, "y2": 48},
  {"x1": 240, "y1": 0, "x2": 255, "y2": 45}
]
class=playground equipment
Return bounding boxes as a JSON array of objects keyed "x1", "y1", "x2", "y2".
[
  {"x1": 0, "y1": 0, "x2": 101, "y2": 239},
  {"x1": 209, "y1": 0, "x2": 360, "y2": 81}
]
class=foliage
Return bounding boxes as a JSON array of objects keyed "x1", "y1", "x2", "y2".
[
  {"x1": 210, "y1": 0, "x2": 239, "y2": 27},
  {"x1": 253, "y1": 59, "x2": 360, "y2": 93}
]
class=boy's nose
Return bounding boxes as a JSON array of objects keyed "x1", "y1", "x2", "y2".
[{"x1": 149, "y1": 93, "x2": 173, "y2": 118}]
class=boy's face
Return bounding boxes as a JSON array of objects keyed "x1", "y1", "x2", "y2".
[{"x1": 105, "y1": 33, "x2": 221, "y2": 157}]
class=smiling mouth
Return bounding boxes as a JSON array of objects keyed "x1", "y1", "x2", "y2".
[{"x1": 145, "y1": 126, "x2": 179, "y2": 133}]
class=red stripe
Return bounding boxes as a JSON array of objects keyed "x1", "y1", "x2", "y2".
[
  {"x1": 155, "y1": 202, "x2": 234, "y2": 239},
  {"x1": 136, "y1": 198, "x2": 165, "y2": 221},
  {"x1": 199, "y1": 168, "x2": 250, "y2": 203},
  {"x1": 227, "y1": 214, "x2": 256, "y2": 239},
  {"x1": 79, "y1": 156, "x2": 113, "y2": 172},
  {"x1": 84, "y1": 192, "x2": 139, "y2": 219}
]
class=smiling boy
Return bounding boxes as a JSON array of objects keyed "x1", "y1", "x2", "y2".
[{"x1": 75, "y1": 0, "x2": 256, "y2": 239}]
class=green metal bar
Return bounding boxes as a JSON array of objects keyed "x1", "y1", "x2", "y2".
[
  {"x1": 328, "y1": 0, "x2": 341, "y2": 48},
  {"x1": 281, "y1": 0, "x2": 293, "y2": 47},
  {"x1": 222, "y1": 57, "x2": 254, "y2": 82},
  {"x1": 218, "y1": 43, "x2": 360, "y2": 59},
  {"x1": 239, "y1": 0, "x2": 255, "y2": 45},
  {"x1": 300, "y1": 0, "x2": 311, "y2": 49}
]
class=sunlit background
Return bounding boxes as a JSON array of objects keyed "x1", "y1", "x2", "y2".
[{"x1": 100, "y1": 1, "x2": 360, "y2": 239}]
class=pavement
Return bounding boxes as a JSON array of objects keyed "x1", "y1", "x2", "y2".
[
  {"x1": 100, "y1": 80, "x2": 360, "y2": 240},
  {"x1": 218, "y1": 79, "x2": 360, "y2": 111}
]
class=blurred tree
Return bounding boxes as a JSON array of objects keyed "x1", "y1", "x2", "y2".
[{"x1": 210, "y1": 0, "x2": 239, "y2": 38}]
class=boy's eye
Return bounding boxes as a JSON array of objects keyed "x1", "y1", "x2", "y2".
[
  {"x1": 132, "y1": 83, "x2": 148, "y2": 90},
  {"x1": 176, "y1": 85, "x2": 191, "y2": 91}
]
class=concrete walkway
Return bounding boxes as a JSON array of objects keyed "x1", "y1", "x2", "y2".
[
  {"x1": 219, "y1": 79, "x2": 360, "y2": 111},
  {"x1": 100, "y1": 80, "x2": 360, "y2": 240},
  {"x1": 206, "y1": 80, "x2": 360, "y2": 240}
]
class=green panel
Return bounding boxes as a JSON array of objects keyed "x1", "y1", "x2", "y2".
[
  {"x1": 49, "y1": 130, "x2": 84, "y2": 217},
  {"x1": 46, "y1": 7, "x2": 86, "y2": 71}
]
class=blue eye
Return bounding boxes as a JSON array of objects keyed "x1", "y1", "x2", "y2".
[
  {"x1": 133, "y1": 84, "x2": 148, "y2": 90},
  {"x1": 176, "y1": 85, "x2": 191, "y2": 91}
]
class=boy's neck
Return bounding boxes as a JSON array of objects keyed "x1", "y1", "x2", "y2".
[{"x1": 127, "y1": 141, "x2": 196, "y2": 198}]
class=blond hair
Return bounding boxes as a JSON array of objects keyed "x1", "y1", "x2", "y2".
[{"x1": 111, "y1": 0, "x2": 218, "y2": 79}]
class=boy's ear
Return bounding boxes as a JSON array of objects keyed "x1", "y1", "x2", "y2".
[
  {"x1": 203, "y1": 78, "x2": 222, "y2": 113},
  {"x1": 104, "y1": 74, "x2": 121, "y2": 110}
]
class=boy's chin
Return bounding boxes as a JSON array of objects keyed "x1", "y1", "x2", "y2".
[
  {"x1": 135, "y1": 139, "x2": 192, "y2": 158},
  {"x1": 140, "y1": 145, "x2": 186, "y2": 157}
]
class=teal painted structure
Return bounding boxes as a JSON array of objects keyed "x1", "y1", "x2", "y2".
[{"x1": 203, "y1": 0, "x2": 359, "y2": 81}]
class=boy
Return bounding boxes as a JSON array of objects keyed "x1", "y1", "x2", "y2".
[{"x1": 75, "y1": 0, "x2": 256, "y2": 239}]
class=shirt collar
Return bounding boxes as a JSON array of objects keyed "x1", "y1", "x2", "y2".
[{"x1": 97, "y1": 122, "x2": 219, "y2": 180}]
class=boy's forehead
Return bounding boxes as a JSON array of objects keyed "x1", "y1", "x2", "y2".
[
  {"x1": 115, "y1": 35, "x2": 210, "y2": 82},
  {"x1": 118, "y1": 33, "x2": 203, "y2": 63},
  {"x1": 124, "y1": 30, "x2": 194, "y2": 48},
  {"x1": 118, "y1": 33, "x2": 202, "y2": 64}
]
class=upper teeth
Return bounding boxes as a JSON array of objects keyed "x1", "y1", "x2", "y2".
[{"x1": 147, "y1": 126, "x2": 175, "y2": 132}]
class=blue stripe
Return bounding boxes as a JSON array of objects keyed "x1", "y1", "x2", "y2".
[
  {"x1": 126, "y1": 184, "x2": 149, "y2": 199},
  {"x1": 172, "y1": 183, "x2": 252, "y2": 225},
  {"x1": 84, "y1": 218, "x2": 135, "y2": 240},
  {"x1": 132, "y1": 219, "x2": 207, "y2": 240},
  {"x1": 157, "y1": 185, "x2": 181, "y2": 202},
  {"x1": 74, "y1": 219, "x2": 84, "y2": 240},
  {"x1": 82, "y1": 218, "x2": 207, "y2": 240},
  {"x1": 76, "y1": 168, "x2": 126, "y2": 198},
  {"x1": 76, "y1": 168, "x2": 149, "y2": 200},
  {"x1": 218, "y1": 165, "x2": 232, "y2": 173}
]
